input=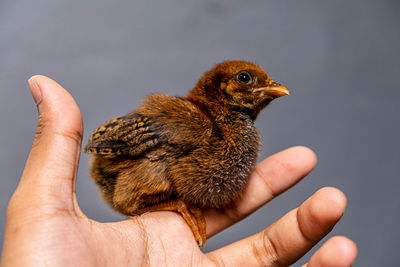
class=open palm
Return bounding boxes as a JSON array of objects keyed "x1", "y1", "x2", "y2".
[{"x1": 1, "y1": 76, "x2": 357, "y2": 266}]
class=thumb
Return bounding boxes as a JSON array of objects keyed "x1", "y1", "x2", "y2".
[{"x1": 11, "y1": 75, "x2": 83, "y2": 215}]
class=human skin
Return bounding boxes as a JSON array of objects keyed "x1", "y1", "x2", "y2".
[{"x1": 0, "y1": 75, "x2": 357, "y2": 266}]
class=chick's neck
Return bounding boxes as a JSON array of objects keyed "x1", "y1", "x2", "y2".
[{"x1": 186, "y1": 86, "x2": 255, "y2": 135}]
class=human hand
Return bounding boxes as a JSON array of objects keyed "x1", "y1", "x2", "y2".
[{"x1": 1, "y1": 75, "x2": 357, "y2": 266}]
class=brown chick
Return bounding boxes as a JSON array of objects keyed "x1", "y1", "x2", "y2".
[{"x1": 84, "y1": 60, "x2": 289, "y2": 248}]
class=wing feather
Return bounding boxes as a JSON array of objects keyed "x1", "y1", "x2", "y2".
[{"x1": 84, "y1": 114, "x2": 160, "y2": 157}]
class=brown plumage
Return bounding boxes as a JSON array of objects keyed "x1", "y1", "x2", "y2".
[{"x1": 84, "y1": 60, "x2": 289, "y2": 248}]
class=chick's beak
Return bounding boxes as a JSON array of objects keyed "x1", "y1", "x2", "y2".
[{"x1": 256, "y1": 80, "x2": 290, "y2": 98}]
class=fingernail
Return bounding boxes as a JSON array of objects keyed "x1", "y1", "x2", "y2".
[{"x1": 28, "y1": 77, "x2": 42, "y2": 105}]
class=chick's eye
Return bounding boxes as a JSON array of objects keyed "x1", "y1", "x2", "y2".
[{"x1": 236, "y1": 71, "x2": 252, "y2": 84}]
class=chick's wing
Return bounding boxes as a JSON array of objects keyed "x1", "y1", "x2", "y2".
[
  {"x1": 84, "y1": 94, "x2": 213, "y2": 158},
  {"x1": 84, "y1": 114, "x2": 160, "y2": 157}
]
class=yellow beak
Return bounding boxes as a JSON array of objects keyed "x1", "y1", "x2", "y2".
[{"x1": 256, "y1": 81, "x2": 290, "y2": 98}]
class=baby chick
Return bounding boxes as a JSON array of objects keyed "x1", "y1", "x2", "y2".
[{"x1": 84, "y1": 60, "x2": 289, "y2": 248}]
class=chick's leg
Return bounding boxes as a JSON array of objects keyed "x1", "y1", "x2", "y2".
[
  {"x1": 136, "y1": 200, "x2": 207, "y2": 249},
  {"x1": 187, "y1": 205, "x2": 207, "y2": 248}
]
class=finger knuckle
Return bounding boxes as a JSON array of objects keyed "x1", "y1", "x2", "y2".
[
  {"x1": 31, "y1": 114, "x2": 51, "y2": 147},
  {"x1": 252, "y1": 165, "x2": 276, "y2": 198},
  {"x1": 251, "y1": 229, "x2": 281, "y2": 267},
  {"x1": 54, "y1": 128, "x2": 83, "y2": 146},
  {"x1": 223, "y1": 203, "x2": 244, "y2": 223}
]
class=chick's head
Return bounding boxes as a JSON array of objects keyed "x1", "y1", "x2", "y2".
[{"x1": 192, "y1": 60, "x2": 289, "y2": 119}]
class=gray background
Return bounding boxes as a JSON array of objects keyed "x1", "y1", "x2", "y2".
[{"x1": 1, "y1": 0, "x2": 399, "y2": 266}]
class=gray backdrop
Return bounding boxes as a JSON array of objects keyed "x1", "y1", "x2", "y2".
[{"x1": 1, "y1": 0, "x2": 399, "y2": 266}]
